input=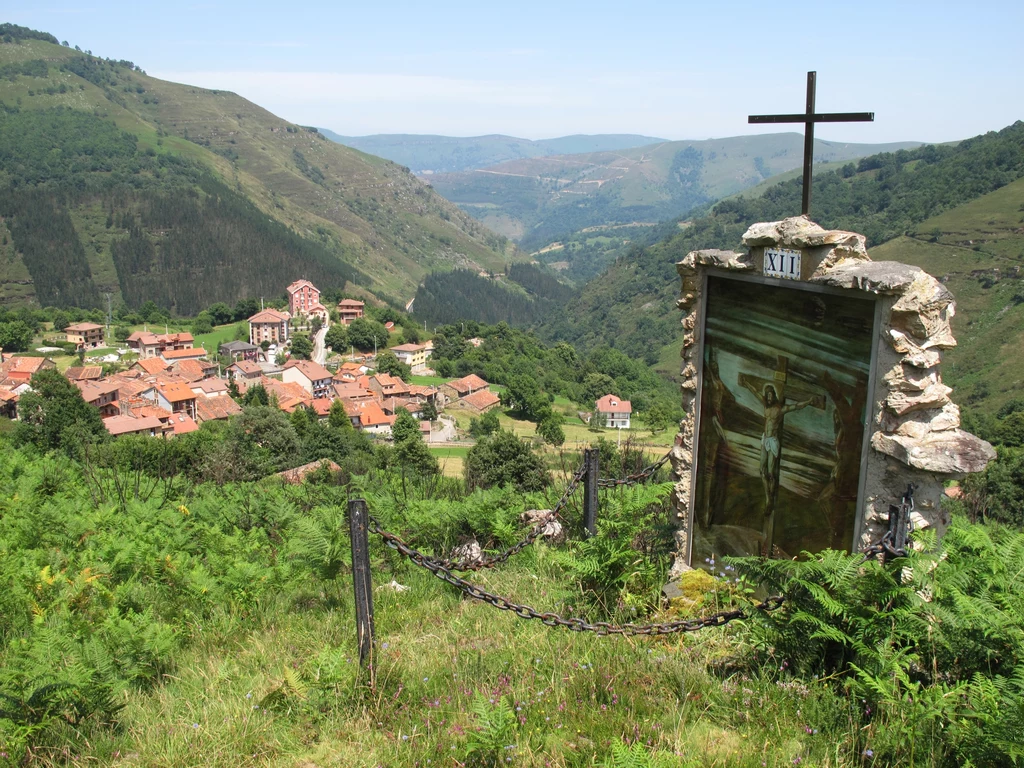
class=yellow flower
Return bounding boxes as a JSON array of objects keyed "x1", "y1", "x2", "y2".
[{"x1": 178, "y1": 504, "x2": 190, "y2": 516}]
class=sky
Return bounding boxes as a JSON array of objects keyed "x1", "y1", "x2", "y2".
[{"x1": 7, "y1": 0, "x2": 1023, "y2": 142}]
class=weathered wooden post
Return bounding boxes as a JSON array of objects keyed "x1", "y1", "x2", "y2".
[
  {"x1": 348, "y1": 498, "x2": 375, "y2": 675},
  {"x1": 583, "y1": 448, "x2": 599, "y2": 538}
]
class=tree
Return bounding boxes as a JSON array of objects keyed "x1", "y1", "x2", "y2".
[
  {"x1": 290, "y1": 333, "x2": 313, "y2": 360},
  {"x1": 392, "y1": 408, "x2": 437, "y2": 477},
  {"x1": 469, "y1": 409, "x2": 500, "y2": 438},
  {"x1": 222, "y1": 406, "x2": 301, "y2": 480},
  {"x1": 192, "y1": 312, "x2": 213, "y2": 335},
  {"x1": 348, "y1": 317, "x2": 389, "y2": 351},
  {"x1": 465, "y1": 430, "x2": 549, "y2": 492},
  {"x1": 328, "y1": 398, "x2": 352, "y2": 430},
  {"x1": 114, "y1": 324, "x2": 132, "y2": 342},
  {"x1": 420, "y1": 399, "x2": 438, "y2": 422},
  {"x1": 310, "y1": 316, "x2": 323, "y2": 334},
  {"x1": 260, "y1": 340, "x2": 271, "y2": 352},
  {"x1": 14, "y1": 368, "x2": 107, "y2": 456},
  {"x1": 537, "y1": 413, "x2": 565, "y2": 446},
  {"x1": 241, "y1": 383, "x2": 269, "y2": 407},
  {"x1": 643, "y1": 402, "x2": 672, "y2": 434},
  {"x1": 375, "y1": 350, "x2": 410, "y2": 381},
  {"x1": 325, "y1": 323, "x2": 347, "y2": 352},
  {"x1": 207, "y1": 302, "x2": 233, "y2": 325},
  {"x1": 582, "y1": 372, "x2": 616, "y2": 405},
  {"x1": 51, "y1": 310, "x2": 70, "y2": 332},
  {"x1": 0, "y1": 321, "x2": 33, "y2": 352},
  {"x1": 500, "y1": 374, "x2": 550, "y2": 423}
]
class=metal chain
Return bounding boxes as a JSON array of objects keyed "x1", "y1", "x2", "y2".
[
  {"x1": 596, "y1": 450, "x2": 672, "y2": 489},
  {"x1": 370, "y1": 463, "x2": 587, "y2": 572},
  {"x1": 369, "y1": 517, "x2": 785, "y2": 635}
]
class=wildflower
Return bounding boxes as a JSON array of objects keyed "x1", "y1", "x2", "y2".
[
  {"x1": 192, "y1": 723, "x2": 199, "y2": 729},
  {"x1": 423, "y1": 677, "x2": 429, "y2": 682},
  {"x1": 402, "y1": 735, "x2": 408, "y2": 741},
  {"x1": 863, "y1": 749, "x2": 874, "y2": 758},
  {"x1": 245, "y1": 692, "x2": 252, "y2": 699},
  {"x1": 382, "y1": 642, "x2": 389, "y2": 650}
]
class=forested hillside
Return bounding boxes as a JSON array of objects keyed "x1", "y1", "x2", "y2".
[
  {"x1": 412, "y1": 263, "x2": 572, "y2": 327},
  {"x1": 0, "y1": 26, "x2": 515, "y2": 312},
  {"x1": 539, "y1": 122, "x2": 1024, "y2": 415}
]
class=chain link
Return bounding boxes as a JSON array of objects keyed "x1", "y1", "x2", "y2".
[
  {"x1": 369, "y1": 516, "x2": 785, "y2": 635},
  {"x1": 596, "y1": 450, "x2": 672, "y2": 489},
  {"x1": 370, "y1": 463, "x2": 587, "y2": 572}
]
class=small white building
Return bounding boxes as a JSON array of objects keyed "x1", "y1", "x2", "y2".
[{"x1": 595, "y1": 394, "x2": 632, "y2": 429}]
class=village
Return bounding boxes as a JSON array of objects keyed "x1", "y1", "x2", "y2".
[{"x1": 0, "y1": 278, "x2": 646, "y2": 474}]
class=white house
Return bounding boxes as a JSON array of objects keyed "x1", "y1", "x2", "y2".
[
  {"x1": 595, "y1": 394, "x2": 632, "y2": 429},
  {"x1": 281, "y1": 359, "x2": 334, "y2": 400}
]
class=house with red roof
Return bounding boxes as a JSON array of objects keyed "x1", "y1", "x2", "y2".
[
  {"x1": 75, "y1": 379, "x2": 121, "y2": 418},
  {"x1": 337, "y1": 298, "x2": 364, "y2": 325},
  {"x1": 367, "y1": 373, "x2": 411, "y2": 400},
  {"x1": 441, "y1": 373, "x2": 490, "y2": 402},
  {"x1": 155, "y1": 381, "x2": 198, "y2": 421},
  {"x1": 595, "y1": 394, "x2": 632, "y2": 429},
  {"x1": 390, "y1": 343, "x2": 428, "y2": 372},
  {"x1": 195, "y1": 395, "x2": 242, "y2": 424},
  {"x1": 227, "y1": 360, "x2": 263, "y2": 381},
  {"x1": 248, "y1": 308, "x2": 291, "y2": 346},
  {"x1": 0, "y1": 356, "x2": 56, "y2": 385},
  {"x1": 282, "y1": 359, "x2": 333, "y2": 399},
  {"x1": 103, "y1": 414, "x2": 166, "y2": 438},
  {"x1": 65, "y1": 322, "x2": 105, "y2": 350},
  {"x1": 65, "y1": 366, "x2": 104, "y2": 382},
  {"x1": 160, "y1": 347, "x2": 208, "y2": 364},
  {"x1": 0, "y1": 386, "x2": 19, "y2": 419},
  {"x1": 344, "y1": 399, "x2": 394, "y2": 435},
  {"x1": 456, "y1": 389, "x2": 501, "y2": 413},
  {"x1": 287, "y1": 279, "x2": 329, "y2": 322},
  {"x1": 132, "y1": 357, "x2": 168, "y2": 375}
]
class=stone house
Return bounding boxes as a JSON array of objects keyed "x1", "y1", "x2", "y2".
[
  {"x1": 227, "y1": 360, "x2": 262, "y2": 381},
  {"x1": 455, "y1": 389, "x2": 501, "y2": 413},
  {"x1": 155, "y1": 381, "x2": 198, "y2": 421},
  {"x1": 440, "y1": 373, "x2": 489, "y2": 402}
]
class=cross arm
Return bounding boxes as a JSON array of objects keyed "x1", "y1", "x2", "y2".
[{"x1": 749, "y1": 112, "x2": 875, "y2": 124}]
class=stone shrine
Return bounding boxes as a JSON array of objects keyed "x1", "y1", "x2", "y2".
[{"x1": 667, "y1": 217, "x2": 995, "y2": 578}]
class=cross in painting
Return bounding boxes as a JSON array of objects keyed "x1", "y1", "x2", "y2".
[
  {"x1": 748, "y1": 71, "x2": 874, "y2": 217},
  {"x1": 738, "y1": 356, "x2": 826, "y2": 555}
]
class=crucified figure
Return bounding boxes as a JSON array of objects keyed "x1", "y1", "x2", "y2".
[{"x1": 740, "y1": 380, "x2": 815, "y2": 546}]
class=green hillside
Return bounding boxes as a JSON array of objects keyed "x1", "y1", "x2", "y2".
[
  {"x1": 0, "y1": 28, "x2": 514, "y2": 313},
  {"x1": 428, "y1": 134, "x2": 922, "y2": 250},
  {"x1": 320, "y1": 131, "x2": 667, "y2": 173},
  {"x1": 537, "y1": 122, "x2": 1024, "y2": 415}
]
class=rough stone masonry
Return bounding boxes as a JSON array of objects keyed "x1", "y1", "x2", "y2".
[{"x1": 667, "y1": 216, "x2": 995, "y2": 578}]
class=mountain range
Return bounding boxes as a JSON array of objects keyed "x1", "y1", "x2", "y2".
[
  {"x1": 318, "y1": 131, "x2": 667, "y2": 174},
  {"x1": 0, "y1": 25, "x2": 514, "y2": 313},
  {"x1": 426, "y1": 134, "x2": 923, "y2": 250}
]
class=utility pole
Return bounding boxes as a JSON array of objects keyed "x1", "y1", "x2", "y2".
[{"x1": 104, "y1": 293, "x2": 112, "y2": 343}]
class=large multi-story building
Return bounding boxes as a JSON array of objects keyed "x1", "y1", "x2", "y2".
[
  {"x1": 248, "y1": 309, "x2": 291, "y2": 346},
  {"x1": 287, "y1": 279, "x2": 329, "y2": 322},
  {"x1": 65, "y1": 322, "x2": 105, "y2": 350},
  {"x1": 337, "y1": 299, "x2": 365, "y2": 325},
  {"x1": 125, "y1": 331, "x2": 195, "y2": 359}
]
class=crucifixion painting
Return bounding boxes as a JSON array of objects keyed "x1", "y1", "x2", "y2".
[
  {"x1": 691, "y1": 276, "x2": 875, "y2": 565},
  {"x1": 738, "y1": 356, "x2": 826, "y2": 553}
]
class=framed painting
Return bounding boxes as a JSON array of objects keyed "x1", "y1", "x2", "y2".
[{"x1": 690, "y1": 272, "x2": 879, "y2": 563}]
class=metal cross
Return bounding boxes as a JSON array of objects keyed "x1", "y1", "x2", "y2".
[{"x1": 749, "y1": 71, "x2": 873, "y2": 217}]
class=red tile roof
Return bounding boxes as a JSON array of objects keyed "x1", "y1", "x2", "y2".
[
  {"x1": 229, "y1": 360, "x2": 262, "y2": 375},
  {"x1": 161, "y1": 347, "x2": 207, "y2": 361},
  {"x1": 595, "y1": 394, "x2": 632, "y2": 414},
  {"x1": 337, "y1": 299, "x2": 364, "y2": 308},
  {"x1": 283, "y1": 359, "x2": 332, "y2": 381},
  {"x1": 170, "y1": 413, "x2": 200, "y2": 435},
  {"x1": 195, "y1": 396, "x2": 242, "y2": 422},
  {"x1": 249, "y1": 309, "x2": 290, "y2": 323},
  {"x1": 134, "y1": 358, "x2": 168, "y2": 374},
  {"x1": 157, "y1": 381, "x2": 197, "y2": 403},
  {"x1": 461, "y1": 389, "x2": 501, "y2": 411},
  {"x1": 286, "y1": 279, "x2": 318, "y2": 293},
  {"x1": 65, "y1": 322, "x2": 103, "y2": 332},
  {"x1": 104, "y1": 414, "x2": 164, "y2": 436},
  {"x1": 65, "y1": 366, "x2": 104, "y2": 381},
  {"x1": 447, "y1": 373, "x2": 489, "y2": 395}
]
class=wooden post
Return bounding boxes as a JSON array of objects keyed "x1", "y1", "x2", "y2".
[
  {"x1": 348, "y1": 499, "x2": 375, "y2": 673},
  {"x1": 583, "y1": 448, "x2": 599, "y2": 538}
]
